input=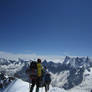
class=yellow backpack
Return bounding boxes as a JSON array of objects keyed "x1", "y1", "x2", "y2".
[{"x1": 37, "y1": 63, "x2": 43, "y2": 77}]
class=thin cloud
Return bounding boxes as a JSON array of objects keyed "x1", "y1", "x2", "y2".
[{"x1": 0, "y1": 51, "x2": 65, "y2": 63}]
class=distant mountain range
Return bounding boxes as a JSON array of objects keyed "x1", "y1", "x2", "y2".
[{"x1": 0, "y1": 56, "x2": 92, "y2": 90}]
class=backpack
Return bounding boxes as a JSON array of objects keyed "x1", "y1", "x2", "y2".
[
  {"x1": 44, "y1": 72, "x2": 51, "y2": 84},
  {"x1": 30, "y1": 61, "x2": 37, "y2": 69},
  {"x1": 29, "y1": 61, "x2": 38, "y2": 80}
]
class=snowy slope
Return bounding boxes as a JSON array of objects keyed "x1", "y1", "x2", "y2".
[
  {"x1": 2, "y1": 79, "x2": 66, "y2": 92},
  {"x1": 2, "y1": 76, "x2": 92, "y2": 92},
  {"x1": 51, "y1": 71, "x2": 69, "y2": 88},
  {"x1": 66, "y1": 68, "x2": 92, "y2": 92}
]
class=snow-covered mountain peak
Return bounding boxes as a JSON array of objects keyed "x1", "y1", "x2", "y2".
[
  {"x1": 0, "y1": 58, "x2": 9, "y2": 65},
  {"x1": 63, "y1": 56, "x2": 92, "y2": 69}
]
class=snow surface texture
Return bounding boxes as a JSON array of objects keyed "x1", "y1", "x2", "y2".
[
  {"x1": 2, "y1": 79, "x2": 66, "y2": 92},
  {"x1": 2, "y1": 76, "x2": 92, "y2": 92}
]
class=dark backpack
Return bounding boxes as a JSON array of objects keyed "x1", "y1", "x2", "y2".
[
  {"x1": 45, "y1": 72, "x2": 51, "y2": 84},
  {"x1": 30, "y1": 61, "x2": 37, "y2": 69},
  {"x1": 29, "y1": 61, "x2": 38, "y2": 80}
]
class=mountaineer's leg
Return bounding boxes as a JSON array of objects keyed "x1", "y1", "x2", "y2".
[{"x1": 30, "y1": 80, "x2": 35, "y2": 92}]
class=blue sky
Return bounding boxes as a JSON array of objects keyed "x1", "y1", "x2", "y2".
[{"x1": 0, "y1": 0, "x2": 92, "y2": 56}]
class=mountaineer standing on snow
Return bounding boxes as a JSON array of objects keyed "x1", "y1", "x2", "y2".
[
  {"x1": 26, "y1": 58, "x2": 51, "y2": 92},
  {"x1": 36, "y1": 58, "x2": 43, "y2": 92},
  {"x1": 27, "y1": 59, "x2": 43, "y2": 92},
  {"x1": 37, "y1": 58, "x2": 43, "y2": 80}
]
